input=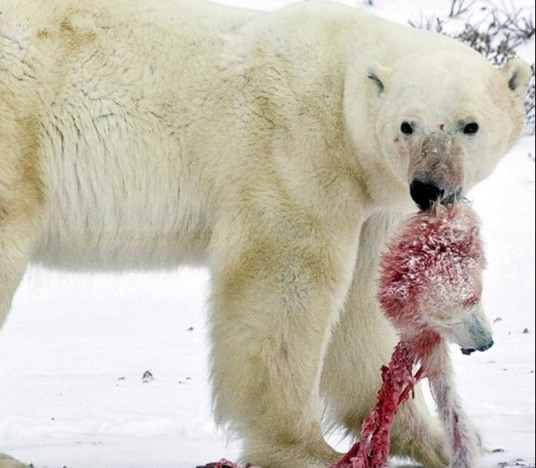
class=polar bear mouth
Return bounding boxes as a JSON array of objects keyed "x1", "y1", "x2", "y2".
[
  {"x1": 409, "y1": 179, "x2": 463, "y2": 210},
  {"x1": 461, "y1": 340, "x2": 494, "y2": 355},
  {"x1": 440, "y1": 187, "x2": 463, "y2": 205}
]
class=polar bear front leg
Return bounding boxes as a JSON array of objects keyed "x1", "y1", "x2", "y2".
[
  {"x1": 0, "y1": 209, "x2": 39, "y2": 468},
  {"x1": 321, "y1": 211, "x2": 449, "y2": 467},
  {"x1": 0, "y1": 111, "x2": 43, "y2": 467},
  {"x1": 208, "y1": 219, "x2": 347, "y2": 468},
  {"x1": 0, "y1": 214, "x2": 36, "y2": 330}
]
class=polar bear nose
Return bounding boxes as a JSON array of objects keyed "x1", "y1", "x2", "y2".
[{"x1": 409, "y1": 179, "x2": 444, "y2": 210}]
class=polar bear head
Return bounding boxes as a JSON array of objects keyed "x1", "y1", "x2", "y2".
[
  {"x1": 346, "y1": 49, "x2": 531, "y2": 210},
  {"x1": 378, "y1": 202, "x2": 493, "y2": 355}
]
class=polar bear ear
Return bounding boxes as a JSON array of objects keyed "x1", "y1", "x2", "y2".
[
  {"x1": 501, "y1": 57, "x2": 532, "y2": 100},
  {"x1": 368, "y1": 64, "x2": 392, "y2": 95}
]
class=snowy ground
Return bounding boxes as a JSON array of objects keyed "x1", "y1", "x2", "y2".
[{"x1": 0, "y1": 1, "x2": 534, "y2": 467}]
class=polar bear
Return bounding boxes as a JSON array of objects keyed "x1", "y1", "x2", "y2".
[{"x1": 0, "y1": 0, "x2": 531, "y2": 467}]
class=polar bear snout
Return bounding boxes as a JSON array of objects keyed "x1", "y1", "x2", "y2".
[
  {"x1": 409, "y1": 178, "x2": 462, "y2": 211},
  {"x1": 441, "y1": 304, "x2": 494, "y2": 356},
  {"x1": 409, "y1": 179, "x2": 444, "y2": 210},
  {"x1": 461, "y1": 338, "x2": 494, "y2": 355},
  {"x1": 409, "y1": 179, "x2": 463, "y2": 211},
  {"x1": 408, "y1": 134, "x2": 465, "y2": 210}
]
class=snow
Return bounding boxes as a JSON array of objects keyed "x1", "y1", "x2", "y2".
[{"x1": 0, "y1": 1, "x2": 534, "y2": 467}]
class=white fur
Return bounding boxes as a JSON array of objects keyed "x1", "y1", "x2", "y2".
[{"x1": 0, "y1": 0, "x2": 530, "y2": 467}]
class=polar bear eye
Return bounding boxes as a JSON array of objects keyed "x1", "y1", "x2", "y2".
[
  {"x1": 400, "y1": 121, "x2": 414, "y2": 135},
  {"x1": 463, "y1": 122, "x2": 479, "y2": 135}
]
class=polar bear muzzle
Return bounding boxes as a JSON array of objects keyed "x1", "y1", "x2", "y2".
[{"x1": 408, "y1": 133, "x2": 464, "y2": 210}]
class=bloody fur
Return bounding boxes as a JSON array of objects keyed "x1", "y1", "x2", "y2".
[{"x1": 332, "y1": 202, "x2": 485, "y2": 468}]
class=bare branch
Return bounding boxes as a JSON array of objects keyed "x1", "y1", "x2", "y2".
[{"x1": 449, "y1": 0, "x2": 475, "y2": 19}]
